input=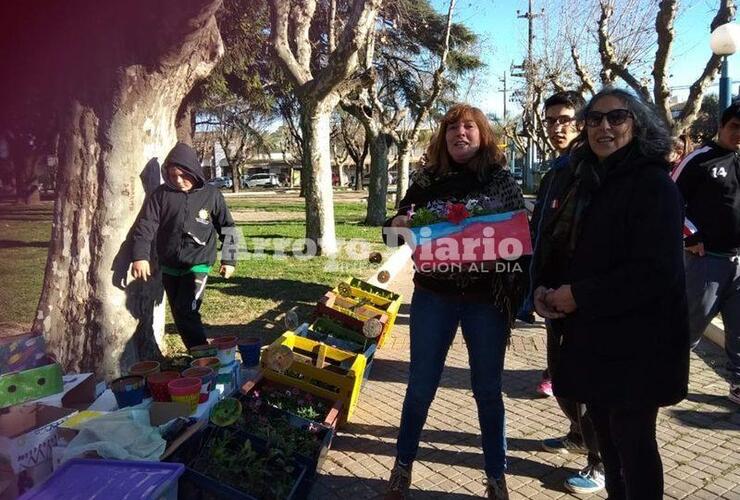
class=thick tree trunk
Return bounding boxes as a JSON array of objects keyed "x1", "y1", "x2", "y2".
[
  {"x1": 175, "y1": 102, "x2": 197, "y2": 145},
  {"x1": 394, "y1": 140, "x2": 411, "y2": 209},
  {"x1": 14, "y1": 152, "x2": 42, "y2": 205},
  {"x1": 175, "y1": 83, "x2": 204, "y2": 145},
  {"x1": 300, "y1": 96, "x2": 338, "y2": 255},
  {"x1": 33, "y1": 0, "x2": 223, "y2": 380},
  {"x1": 365, "y1": 132, "x2": 390, "y2": 226}
]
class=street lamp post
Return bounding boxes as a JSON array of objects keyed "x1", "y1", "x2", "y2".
[{"x1": 710, "y1": 22, "x2": 740, "y2": 117}]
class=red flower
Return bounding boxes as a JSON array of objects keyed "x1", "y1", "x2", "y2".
[{"x1": 446, "y1": 203, "x2": 470, "y2": 224}]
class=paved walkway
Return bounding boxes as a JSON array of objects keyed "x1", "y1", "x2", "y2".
[{"x1": 310, "y1": 261, "x2": 740, "y2": 499}]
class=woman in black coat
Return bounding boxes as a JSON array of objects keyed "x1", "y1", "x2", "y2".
[{"x1": 533, "y1": 88, "x2": 690, "y2": 500}]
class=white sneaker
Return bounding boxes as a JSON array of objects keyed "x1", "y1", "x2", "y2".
[
  {"x1": 730, "y1": 383, "x2": 740, "y2": 405},
  {"x1": 564, "y1": 464, "x2": 606, "y2": 494}
]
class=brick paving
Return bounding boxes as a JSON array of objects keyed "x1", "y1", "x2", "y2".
[{"x1": 310, "y1": 261, "x2": 740, "y2": 499}]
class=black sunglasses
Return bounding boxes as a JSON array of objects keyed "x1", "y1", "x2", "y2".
[
  {"x1": 585, "y1": 109, "x2": 633, "y2": 127},
  {"x1": 543, "y1": 115, "x2": 576, "y2": 127}
]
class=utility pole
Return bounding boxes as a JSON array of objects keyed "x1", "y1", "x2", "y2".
[
  {"x1": 499, "y1": 73, "x2": 508, "y2": 120},
  {"x1": 498, "y1": 73, "x2": 512, "y2": 167},
  {"x1": 512, "y1": 0, "x2": 542, "y2": 192}
]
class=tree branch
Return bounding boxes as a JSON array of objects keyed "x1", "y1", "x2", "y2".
[
  {"x1": 675, "y1": 0, "x2": 736, "y2": 134},
  {"x1": 408, "y1": 0, "x2": 456, "y2": 141},
  {"x1": 329, "y1": 0, "x2": 337, "y2": 54},
  {"x1": 314, "y1": 0, "x2": 384, "y2": 101},
  {"x1": 597, "y1": 0, "x2": 650, "y2": 101},
  {"x1": 652, "y1": 0, "x2": 678, "y2": 127},
  {"x1": 570, "y1": 45, "x2": 596, "y2": 96},
  {"x1": 267, "y1": 0, "x2": 312, "y2": 86},
  {"x1": 292, "y1": 0, "x2": 316, "y2": 70}
]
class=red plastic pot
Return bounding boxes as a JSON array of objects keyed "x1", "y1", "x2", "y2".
[{"x1": 146, "y1": 371, "x2": 180, "y2": 402}]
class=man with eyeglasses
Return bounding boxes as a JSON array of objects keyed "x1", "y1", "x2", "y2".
[
  {"x1": 671, "y1": 102, "x2": 740, "y2": 405},
  {"x1": 528, "y1": 91, "x2": 605, "y2": 495}
]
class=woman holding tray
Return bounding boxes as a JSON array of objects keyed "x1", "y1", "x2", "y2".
[
  {"x1": 382, "y1": 103, "x2": 527, "y2": 500},
  {"x1": 534, "y1": 88, "x2": 689, "y2": 499}
]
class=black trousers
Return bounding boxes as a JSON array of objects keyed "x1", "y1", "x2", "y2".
[
  {"x1": 162, "y1": 272, "x2": 209, "y2": 349},
  {"x1": 587, "y1": 404, "x2": 662, "y2": 500},
  {"x1": 546, "y1": 321, "x2": 602, "y2": 468}
]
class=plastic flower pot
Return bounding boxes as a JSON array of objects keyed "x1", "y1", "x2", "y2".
[
  {"x1": 211, "y1": 337, "x2": 238, "y2": 366},
  {"x1": 237, "y1": 337, "x2": 262, "y2": 368},
  {"x1": 111, "y1": 375, "x2": 145, "y2": 409},
  {"x1": 128, "y1": 360, "x2": 160, "y2": 377},
  {"x1": 189, "y1": 344, "x2": 217, "y2": 360},
  {"x1": 190, "y1": 356, "x2": 220, "y2": 370},
  {"x1": 128, "y1": 361, "x2": 160, "y2": 398},
  {"x1": 182, "y1": 366, "x2": 215, "y2": 403},
  {"x1": 147, "y1": 371, "x2": 181, "y2": 402},
  {"x1": 168, "y1": 377, "x2": 202, "y2": 413}
]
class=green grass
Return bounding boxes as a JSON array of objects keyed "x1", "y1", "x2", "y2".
[
  {"x1": 0, "y1": 202, "x2": 53, "y2": 330},
  {"x1": 0, "y1": 199, "x2": 395, "y2": 355}
]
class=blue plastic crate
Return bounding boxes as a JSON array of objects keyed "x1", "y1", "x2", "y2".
[{"x1": 19, "y1": 459, "x2": 184, "y2": 500}]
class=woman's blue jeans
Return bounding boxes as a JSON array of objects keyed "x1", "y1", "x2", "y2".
[{"x1": 396, "y1": 287, "x2": 508, "y2": 479}]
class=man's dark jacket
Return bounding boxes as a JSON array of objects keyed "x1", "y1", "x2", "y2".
[
  {"x1": 132, "y1": 142, "x2": 236, "y2": 269},
  {"x1": 529, "y1": 155, "x2": 574, "y2": 290},
  {"x1": 545, "y1": 146, "x2": 690, "y2": 407},
  {"x1": 673, "y1": 140, "x2": 740, "y2": 255}
]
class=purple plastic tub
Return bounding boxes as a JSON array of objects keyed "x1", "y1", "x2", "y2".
[{"x1": 19, "y1": 459, "x2": 185, "y2": 500}]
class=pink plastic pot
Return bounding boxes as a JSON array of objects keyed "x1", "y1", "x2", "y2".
[{"x1": 181, "y1": 366, "x2": 215, "y2": 403}]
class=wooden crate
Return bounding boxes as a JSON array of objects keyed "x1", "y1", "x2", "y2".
[
  {"x1": 260, "y1": 332, "x2": 368, "y2": 424},
  {"x1": 333, "y1": 278, "x2": 403, "y2": 348},
  {"x1": 315, "y1": 291, "x2": 393, "y2": 348},
  {"x1": 295, "y1": 318, "x2": 377, "y2": 384}
]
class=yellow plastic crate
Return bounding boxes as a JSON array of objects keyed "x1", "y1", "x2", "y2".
[
  {"x1": 260, "y1": 332, "x2": 368, "y2": 424},
  {"x1": 333, "y1": 278, "x2": 403, "y2": 349}
]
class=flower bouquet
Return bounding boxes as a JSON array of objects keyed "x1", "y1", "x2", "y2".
[{"x1": 407, "y1": 197, "x2": 532, "y2": 270}]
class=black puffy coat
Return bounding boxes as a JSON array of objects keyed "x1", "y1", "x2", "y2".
[{"x1": 548, "y1": 147, "x2": 690, "y2": 407}]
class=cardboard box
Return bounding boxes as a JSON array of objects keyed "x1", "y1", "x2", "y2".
[
  {"x1": 0, "y1": 361, "x2": 63, "y2": 409},
  {"x1": 0, "y1": 333, "x2": 47, "y2": 376},
  {"x1": 0, "y1": 404, "x2": 77, "y2": 497},
  {"x1": 34, "y1": 373, "x2": 97, "y2": 411}
]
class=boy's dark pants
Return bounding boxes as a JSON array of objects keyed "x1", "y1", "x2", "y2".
[
  {"x1": 547, "y1": 320, "x2": 602, "y2": 469},
  {"x1": 162, "y1": 271, "x2": 209, "y2": 349}
]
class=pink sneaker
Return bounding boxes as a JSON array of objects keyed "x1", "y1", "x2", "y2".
[{"x1": 536, "y1": 377, "x2": 553, "y2": 397}]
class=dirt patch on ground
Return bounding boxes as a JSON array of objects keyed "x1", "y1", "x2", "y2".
[{"x1": 231, "y1": 209, "x2": 305, "y2": 222}]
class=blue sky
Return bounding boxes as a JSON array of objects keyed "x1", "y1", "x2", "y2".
[{"x1": 431, "y1": 0, "x2": 740, "y2": 116}]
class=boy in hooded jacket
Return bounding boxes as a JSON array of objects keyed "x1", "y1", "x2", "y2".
[{"x1": 131, "y1": 142, "x2": 237, "y2": 349}]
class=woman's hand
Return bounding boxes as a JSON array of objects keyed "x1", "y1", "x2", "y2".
[
  {"x1": 545, "y1": 284, "x2": 577, "y2": 314},
  {"x1": 533, "y1": 286, "x2": 565, "y2": 319}
]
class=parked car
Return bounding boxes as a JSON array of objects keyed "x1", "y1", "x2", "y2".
[
  {"x1": 244, "y1": 173, "x2": 280, "y2": 188},
  {"x1": 208, "y1": 176, "x2": 233, "y2": 189}
]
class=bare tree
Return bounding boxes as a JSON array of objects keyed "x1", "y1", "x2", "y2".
[
  {"x1": 339, "y1": 113, "x2": 370, "y2": 190},
  {"x1": 28, "y1": 0, "x2": 223, "y2": 378},
  {"x1": 597, "y1": 0, "x2": 735, "y2": 133},
  {"x1": 267, "y1": 0, "x2": 383, "y2": 255}
]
